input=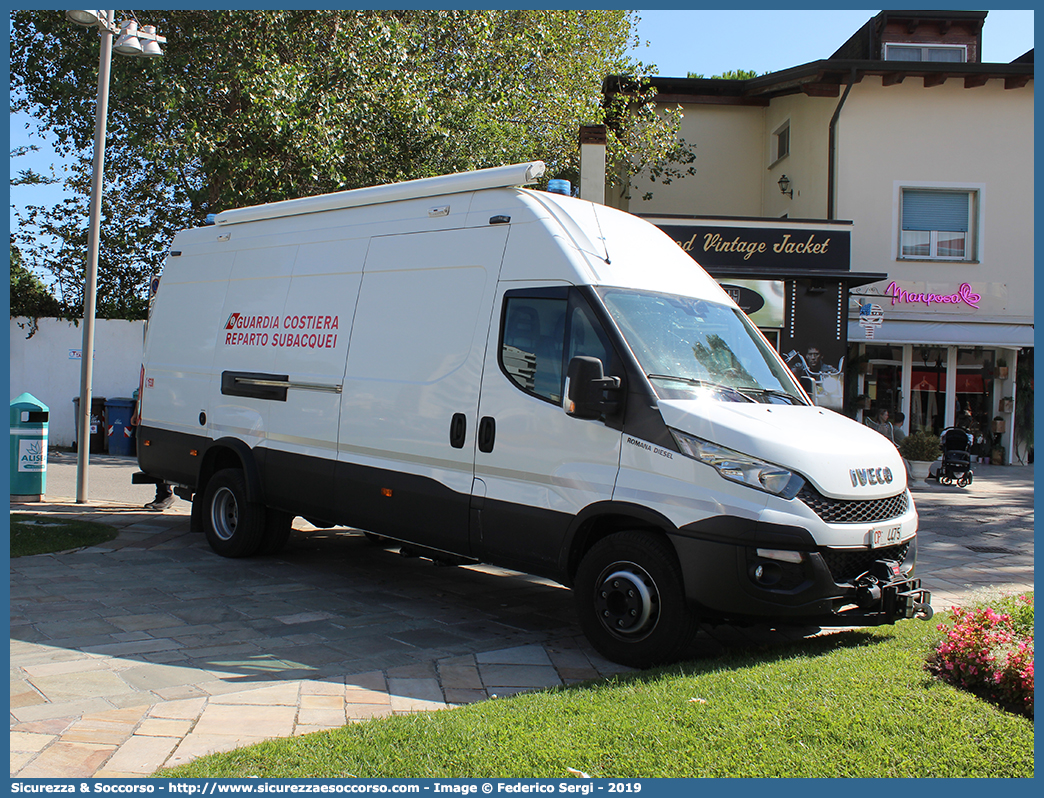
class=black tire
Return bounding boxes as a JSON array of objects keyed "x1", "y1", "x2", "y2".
[
  {"x1": 202, "y1": 468, "x2": 265, "y2": 558},
  {"x1": 258, "y1": 510, "x2": 293, "y2": 556},
  {"x1": 574, "y1": 531, "x2": 698, "y2": 669}
]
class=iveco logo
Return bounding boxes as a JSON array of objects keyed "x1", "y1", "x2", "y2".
[{"x1": 850, "y1": 467, "x2": 894, "y2": 487}]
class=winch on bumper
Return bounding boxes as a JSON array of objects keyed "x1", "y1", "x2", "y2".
[{"x1": 849, "y1": 557, "x2": 933, "y2": 623}]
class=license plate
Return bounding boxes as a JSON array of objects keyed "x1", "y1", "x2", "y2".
[{"x1": 870, "y1": 524, "x2": 903, "y2": 548}]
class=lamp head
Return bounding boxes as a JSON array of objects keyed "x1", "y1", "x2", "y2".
[
  {"x1": 113, "y1": 19, "x2": 143, "y2": 56},
  {"x1": 139, "y1": 26, "x2": 164, "y2": 57},
  {"x1": 66, "y1": 10, "x2": 102, "y2": 26}
]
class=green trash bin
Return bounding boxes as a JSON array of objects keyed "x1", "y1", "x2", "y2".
[{"x1": 11, "y1": 393, "x2": 48, "y2": 501}]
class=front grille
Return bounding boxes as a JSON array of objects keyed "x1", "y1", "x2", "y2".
[
  {"x1": 797, "y1": 485, "x2": 909, "y2": 525},
  {"x1": 821, "y1": 542, "x2": 911, "y2": 583}
]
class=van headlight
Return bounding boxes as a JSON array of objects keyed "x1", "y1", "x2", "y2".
[{"x1": 670, "y1": 429, "x2": 803, "y2": 498}]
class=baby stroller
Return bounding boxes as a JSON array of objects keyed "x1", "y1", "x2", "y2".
[{"x1": 937, "y1": 427, "x2": 974, "y2": 487}]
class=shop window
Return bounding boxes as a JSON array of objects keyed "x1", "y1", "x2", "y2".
[
  {"x1": 899, "y1": 188, "x2": 976, "y2": 261},
  {"x1": 911, "y1": 346, "x2": 949, "y2": 435},
  {"x1": 955, "y1": 348, "x2": 994, "y2": 427},
  {"x1": 863, "y1": 345, "x2": 903, "y2": 422},
  {"x1": 884, "y1": 43, "x2": 967, "y2": 62}
]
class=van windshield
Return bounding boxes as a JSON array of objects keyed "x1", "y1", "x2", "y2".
[{"x1": 596, "y1": 287, "x2": 808, "y2": 405}]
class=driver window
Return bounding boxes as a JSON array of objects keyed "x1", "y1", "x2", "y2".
[
  {"x1": 567, "y1": 301, "x2": 612, "y2": 371},
  {"x1": 500, "y1": 292, "x2": 615, "y2": 405}
]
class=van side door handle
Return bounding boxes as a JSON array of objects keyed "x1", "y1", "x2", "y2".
[
  {"x1": 450, "y1": 413, "x2": 467, "y2": 449},
  {"x1": 478, "y1": 416, "x2": 496, "y2": 453}
]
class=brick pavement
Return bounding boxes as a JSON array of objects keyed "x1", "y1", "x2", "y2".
[{"x1": 9, "y1": 458, "x2": 1033, "y2": 777}]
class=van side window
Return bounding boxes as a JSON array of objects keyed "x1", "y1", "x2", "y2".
[{"x1": 501, "y1": 297, "x2": 568, "y2": 403}]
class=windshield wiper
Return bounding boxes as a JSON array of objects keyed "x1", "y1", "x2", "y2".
[
  {"x1": 735, "y1": 387, "x2": 804, "y2": 405},
  {"x1": 646, "y1": 374, "x2": 756, "y2": 402}
]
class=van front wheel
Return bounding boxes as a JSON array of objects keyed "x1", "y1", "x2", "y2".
[
  {"x1": 574, "y1": 531, "x2": 698, "y2": 668},
  {"x1": 203, "y1": 468, "x2": 265, "y2": 558}
]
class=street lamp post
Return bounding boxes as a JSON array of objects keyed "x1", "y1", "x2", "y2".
[{"x1": 67, "y1": 10, "x2": 165, "y2": 503}]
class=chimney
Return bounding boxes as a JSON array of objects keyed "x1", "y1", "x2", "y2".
[{"x1": 579, "y1": 125, "x2": 607, "y2": 204}]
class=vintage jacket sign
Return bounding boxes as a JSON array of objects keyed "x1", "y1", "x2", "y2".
[{"x1": 658, "y1": 224, "x2": 851, "y2": 271}]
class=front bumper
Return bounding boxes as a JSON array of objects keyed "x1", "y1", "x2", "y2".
[{"x1": 670, "y1": 528, "x2": 932, "y2": 626}]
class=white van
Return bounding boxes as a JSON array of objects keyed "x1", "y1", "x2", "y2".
[{"x1": 136, "y1": 162, "x2": 931, "y2": 667}]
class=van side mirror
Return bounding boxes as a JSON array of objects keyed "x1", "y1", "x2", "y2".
[{"x1": 564, "y1": 356, "x2": 621, "y2": 420}]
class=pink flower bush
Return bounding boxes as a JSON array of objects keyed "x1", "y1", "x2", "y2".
[{"x1": 929, "y1": 594, "x2": 1033, "y2": 719}]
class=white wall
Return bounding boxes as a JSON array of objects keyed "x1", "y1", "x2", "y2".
[
  {"x1": 10, "y1": 318, "x2": 146, "y2": 447},
  {"x1": 625, "y1": 103, "x2": 765, "y2": 217},
  {"x1": 838, "y1": 78, "x2": 1034, "y2": 323}
]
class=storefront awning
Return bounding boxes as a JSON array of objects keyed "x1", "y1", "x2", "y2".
[
  {"x1": 848, "y1": 319, "x2": 1034, "y2": 348},
  {"x1": 712, "y1": 268, "x2": 886, "y2": 287}
]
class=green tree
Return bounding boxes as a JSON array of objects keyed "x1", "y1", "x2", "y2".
[
  {"x1": 687, "y1": 69, "x2": 761, "y2": 80},
  {"x1": 11, "y1": 10, "x2": 691, "y2": 316},
  {"x1": 10, "y1": 243, "x2": 63, "y2": 338}
]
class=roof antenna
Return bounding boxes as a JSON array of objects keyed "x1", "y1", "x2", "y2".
[{"x1": 591, "y1": 205, "x2": 611, "y2": 264}]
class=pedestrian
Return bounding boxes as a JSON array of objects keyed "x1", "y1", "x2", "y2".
[
  {"x1": 144, "y1": 482, "x2": 175, "y2": 511},
  {"x1": 131, "y1": 392, "x2": 175, "y2": 511},
  {"x1": 891, "y1": 412, "x2": 907, "y2": 449},
  {"x1": 864, "y1": 408, "x2": 894, "y2": 443}
]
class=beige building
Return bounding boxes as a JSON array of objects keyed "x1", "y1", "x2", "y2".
[{"x1": 604, "y1": 9, "x2": 1033, "y2": 463}]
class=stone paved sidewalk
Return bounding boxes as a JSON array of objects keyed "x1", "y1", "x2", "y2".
[
  {"x1": 10, "y1": 504, "x2": 638, "y2": 777},
  {"x1": 9, "y1": 463, "x2": 1033, "y2": 777}
]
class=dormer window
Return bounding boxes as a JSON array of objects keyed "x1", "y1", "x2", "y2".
[{"x1": 883, "y1": 43, "x2": 967, "y2": 62}]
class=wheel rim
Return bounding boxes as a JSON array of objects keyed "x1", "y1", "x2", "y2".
[
  {"x1": 593, "y1": 561, "x2": 660, "y2": 641},
  {"x1": 210, "y1": 486, "x2": 239, "y2": 541}
]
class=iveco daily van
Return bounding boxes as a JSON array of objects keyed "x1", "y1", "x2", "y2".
[{"x1": 135, "y1": 162, "x2": 931, "y2": 667}]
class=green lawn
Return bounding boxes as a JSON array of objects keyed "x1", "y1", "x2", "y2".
[
  {"x1": 9, "y1": 513, "x2": 117, "y2": 557},
  {"x1": 160, "y1": 617, "x2": 1033, "y2": 779}
]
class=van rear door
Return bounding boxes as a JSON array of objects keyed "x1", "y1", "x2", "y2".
[{"x1": 334, "y1": 226, "x2": 508, "y2": 555}]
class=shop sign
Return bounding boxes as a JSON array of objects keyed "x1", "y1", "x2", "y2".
[
  {"x1": 885, "y1": 281, "x2": 981, "y2": 309},
  {"x1": 657, "y1": 223, "x2": 851, "y2": 271},
  {"x1": 715, "y1": 280, "x2": 785, "y2": 328},
  {"x1": 852, "y1": 281, "x2": 1004, "y2": 316},
  {"x1": 857, "y1": 302, "x2": 885, "y2": 339},
  {"x1": 783, "y1": 287, "x2": 847, "y2": 411}
]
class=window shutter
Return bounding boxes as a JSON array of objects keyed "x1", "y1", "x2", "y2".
[{"x1": 902, "y1": 190, "x2": 970, "y2": 232}]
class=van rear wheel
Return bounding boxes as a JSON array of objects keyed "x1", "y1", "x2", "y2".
[
  {"x1": 203, "y1": 468, "x2": 265, "y2": 558},
  {"x1": 574, "y1": 531, "x2": 698, "y2": 669}
]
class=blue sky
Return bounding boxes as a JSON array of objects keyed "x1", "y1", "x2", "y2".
[
  {"x1": 9, "y1": 9, "x2": 1036, "y2": 230},
  {"x1": 633, "y1": 9, "x2": 1035, "y2": 77}
]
